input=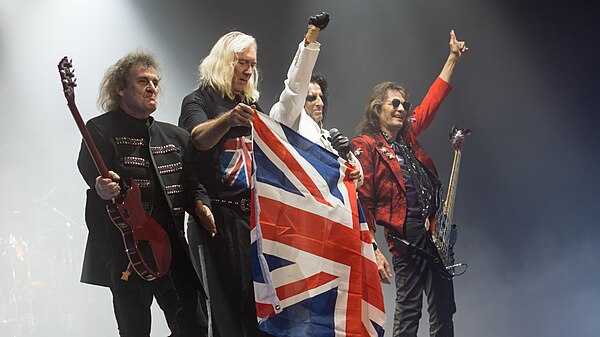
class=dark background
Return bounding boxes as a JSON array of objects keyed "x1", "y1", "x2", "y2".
[{"x1": 1, "y1": 0, "x2": 598, "y2": 336}]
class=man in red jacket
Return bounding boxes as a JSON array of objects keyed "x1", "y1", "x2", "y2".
[{"x1": 351, "y1": 30, "x2": 468, "y2": 337}]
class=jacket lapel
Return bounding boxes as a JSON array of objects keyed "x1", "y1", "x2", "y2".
[{"x1": 372, "y1": 133, "x2": 406, "y2": 193}]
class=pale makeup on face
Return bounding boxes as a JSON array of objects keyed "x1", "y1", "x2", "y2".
[{"x1": 304, "y1": 82, "x2": 324, "y2": 124}]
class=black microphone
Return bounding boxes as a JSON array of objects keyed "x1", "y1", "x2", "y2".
[{"x1": 328, "y1": 128, "x2": 350, "y2": 160}]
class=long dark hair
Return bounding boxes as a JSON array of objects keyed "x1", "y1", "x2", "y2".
[{"x1": 310, "y1": 73, "x2": 328, "y2": 122}]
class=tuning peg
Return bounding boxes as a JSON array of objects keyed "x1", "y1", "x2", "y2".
[{"x1": 449, "y1": 126, "x2": 457, "y2": 139}]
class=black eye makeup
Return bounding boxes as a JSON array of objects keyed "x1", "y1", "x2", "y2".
[{"x1": 306, "y1": 94, "x2": 323, "y2": 102}]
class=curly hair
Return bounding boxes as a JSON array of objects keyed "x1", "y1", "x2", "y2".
[
  {"x1": 98, "y1": 50, "x2": 159, "y2": 112},
  {"x1": 198, "y1": 31, "x2": 260, "y2": 102},
  {"x1": 356, "y1": 81, "x2": 408, "y2": 136},
  {"x1": 309, "y1": 73, "x2": 328, "y2": 122}
]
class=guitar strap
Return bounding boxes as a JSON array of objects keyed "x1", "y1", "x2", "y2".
[{"x1": 387, "y1": 231, "x2": 453, "y2": 281}]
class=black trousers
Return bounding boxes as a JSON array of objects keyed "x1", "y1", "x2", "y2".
[
  {"x1": 203, "y1": 205, "x2": 273, "y2": 337},
  {"x1": 391, "y1": 219, "x2": 456, "y2": 337},
  {"x1": 186, "y1": 217, "x2": 211, "y2": 332},
  {"x1": 108, "y1": 232, "x2": 206, "y2": 337}
]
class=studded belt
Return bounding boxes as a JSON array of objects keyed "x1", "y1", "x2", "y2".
[{"x1": 211, "y1": 198, "x2": 251, "y2": 212}]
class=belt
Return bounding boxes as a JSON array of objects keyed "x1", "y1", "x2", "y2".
[{"x1": 211, "y1": 198, "x2": 251, "y2": 212}]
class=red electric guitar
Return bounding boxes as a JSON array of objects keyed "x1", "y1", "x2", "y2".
[{"x1": 58, "y1": 57, "x2": 171, "y2": 281}]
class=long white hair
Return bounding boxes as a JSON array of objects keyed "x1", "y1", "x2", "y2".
[{"x1": 199, "y1": 31, "x2": 260, "y2": 102}]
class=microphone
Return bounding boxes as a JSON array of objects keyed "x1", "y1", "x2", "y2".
[{"x1": 328, "y1": 128, "x2": 351, "y2": 160}]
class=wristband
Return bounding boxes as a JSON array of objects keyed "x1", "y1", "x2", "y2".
[{"x1": 304, "y1": 34, "x2": 311, "y2": 45}]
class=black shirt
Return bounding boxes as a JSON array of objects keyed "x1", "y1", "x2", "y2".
[{"x1": 179, "y1": 84, "x2": 262, "y2": 200}]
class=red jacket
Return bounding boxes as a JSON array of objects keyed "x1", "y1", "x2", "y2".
[{"x1": 351, "y1": 77, "x2": 452, "y2": 253}]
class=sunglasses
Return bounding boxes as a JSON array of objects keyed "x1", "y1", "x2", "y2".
[{"x1": 391, "y1": 98, "x2": 411, "y2": 111}]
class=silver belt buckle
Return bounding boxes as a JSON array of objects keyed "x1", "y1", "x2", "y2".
[{"x1": 240, "y1": 198, "x2": 251, "y2": 212}]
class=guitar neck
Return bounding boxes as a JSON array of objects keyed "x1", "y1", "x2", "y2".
[
  {"x1": 59, "y1": 57, "x2": 110, "y2": 179},
  {"x1": 67, "y1": 100, "x2": 110, "y2": 179},
  {"x1": 443, "y1": 148, "x2": 462, "y2": 224}
]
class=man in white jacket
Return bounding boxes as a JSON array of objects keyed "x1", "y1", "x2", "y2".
[{"x1": 269, "y1": 12, "x2": 363, "y2": 185}]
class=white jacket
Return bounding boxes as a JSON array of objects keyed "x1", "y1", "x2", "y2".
[{"x1": 269, "y1": 41, "x2": 363, "y2": 186}]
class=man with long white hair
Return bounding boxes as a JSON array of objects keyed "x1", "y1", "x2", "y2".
[{"x1": 179, "y1": 31, "x2": 271, "y2": 337}]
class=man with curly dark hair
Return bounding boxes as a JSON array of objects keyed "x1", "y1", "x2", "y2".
[{"x1": 78, "y1": 50, "x2": 214, "y2": 337}]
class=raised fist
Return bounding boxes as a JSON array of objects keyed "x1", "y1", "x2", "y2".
[{"x1": 308, "y1": 12, "x2": 330, "y2": 30}]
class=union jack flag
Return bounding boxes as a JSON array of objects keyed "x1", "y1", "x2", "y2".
[
  {"x1": 250, "y1": 112, "x2": 386, "y2": 337},
  {"x1": 220, "y1": 135, "x2": 253, "y2": 188}
]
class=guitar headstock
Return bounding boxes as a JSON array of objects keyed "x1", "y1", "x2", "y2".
[
  {"x1": 58, "y1": 56, "x2": 77, "y2": 101},
  {"x1": 449, "y1": 125, "x2": 471, "y2": 151}
]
